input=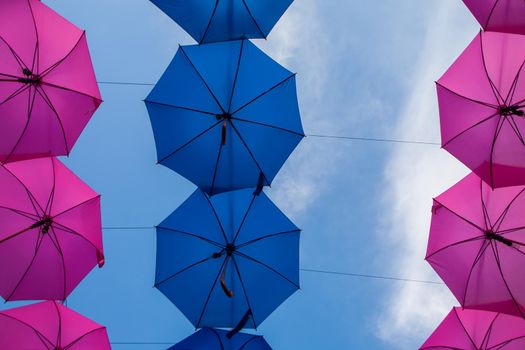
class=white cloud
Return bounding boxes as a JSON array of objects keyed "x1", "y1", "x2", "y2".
[{"x1": 376, "y1": 2, "x2": 479, "y2": 348}]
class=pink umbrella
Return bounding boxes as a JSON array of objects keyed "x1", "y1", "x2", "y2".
[
  {"x1": 421, "y1": 307, "x2": 525, "y2": 349},
  {"x1": 437, "y1": 31, "x2": 525, "y2": 188},
  {"x1": 427, "y1": 172, "x2": 525, "y2": 317},
  {"x1": 463, "y1": 0, "x2": 525, "y2": 35},
  {"x1": 0, "y1": 157, "x2": 103, "y2": 301},
  {"x1": 0, "y1": 301, "x2": 111, "y2": 350},
  {"x1": 0, "y1": 0, "x2": 101, "y2": 164}
]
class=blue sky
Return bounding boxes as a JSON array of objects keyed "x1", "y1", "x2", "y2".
[{"x1": 0, "y1": 1, "x2": 484, "y2": 349}]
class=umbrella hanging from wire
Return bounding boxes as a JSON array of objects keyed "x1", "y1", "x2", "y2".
[
  {"x1": 437, "y1": 31, "x2": 525, "y2": 188},
  {"x1": 149, "y1": 0, "x2": 294, "y2": 44},
  {"x1": 421, "y1": 307, "x2": 525, "y2": 349},
  {"x1": 0, "y1": 301, "x2": 111, "y2": 350},
  {"x1": 0, "y1": 157, "x2": 103, "y2": 302},
  {"x1": 155, "y1": 187, "x2": 300, "y2": 330},
  {"x1": 0, "y1": 0, "x2": 102, "y2": 164},
  {"x1": 170, "y1": 327, "x2": 272, "y2": 350},
  {"x1": 145, "y1": 39, "x2": 304, "y2": 195},
  {"x1": 427, "y1": 172, "x2": 525, "y2": 317},
  {"x1": 462, "y1": 0, "x2": 525, "y2": 35}
]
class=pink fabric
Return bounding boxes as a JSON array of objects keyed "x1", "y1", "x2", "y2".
[
  {"x1": 0, "y1": 157, "x2": 103, "y2": 301},
  {"x1": 421, "y1": 307, "x2": 525, "y2": 349},
  {"x1": 427, "y1": 172, "x2": 525, "y2": 317},
  {"x1": 0, "y1": 0, "x2": 101, "y2": 164},
  {"x1": 438, "y1": 31, "x2": 525, "y2": 188},
  {"x1": 0, "y1": 301, "x2": 111, "y2": 349},
  {"x1": 463, "y1": 0, "x2": 525, "y2": 35}
]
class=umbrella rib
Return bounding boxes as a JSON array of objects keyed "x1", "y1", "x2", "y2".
[
  {"x1": 0, "y1": 314, "x2": 55, "y2": 347},
  {"x1": 480, "y1": 180, "x2": 492, "y2": 230},
  {"x1": 208, "y1": 328, "x2": 225, "y2": 350},
  {"x1": 491, "y1": 242, "x2": 525, "y2": 318},
  {"x1": 3, "y1": 85, "x2": 37, "y2": 164},
  {"x1": 433, "y1": 199, "x2": 486, "y2": 232},
  {"x1": 482, "y1": 313, "x2": 500, "y2": 349},
  {"x1": 199, "y1": 0, "x2": 219, "y2": 44},
  {"x1": 0, "y1": 35, "x2": 26, "y2": 71},
  {"x1": 488, "y1": 116, "x2": 505, "y2": 188},
  {"x1": 230, "y1": 256, "x2": 257, "y2": 326},
  {"x1": 46, "y1": 158, "x2": 57, "y2": 215},
  {"x1": 179, "y1": 46, "x2": 226, "y2": 113},
  {"x1": 231, "y1": 117, "x2": 305, "y2": 137},
  {"x1": 453, "y1": 307, "x2": 479, "y2": 350},
  {"x1": 156, "y1": 227, "x2": 224, "y2": 248},
  {"x1": 241, "y1": 0, "x2": 266, "y2": 38},
  {"x1": 39, "y1": 32, "x2": 85, "y2": 78},
  {"x1": 492, "y1": 187, "x2": 525, "y2": 233},
  {"x1": 51, "y1": 223, "x2": 103, "y2": 261},
  {"x1": 25, "y1": 187, "x2": 45, "y2": 218},
  {"x1": 209, "y1": 139, "x2": 224, "y2": 196},
  {"x1": 51, "y1": 195, "x2": 100, "y2": 220},
  {"x1": 157, "y1": 121, "x2": 222, "y2": 164},
  {"x1": 489, "y1": 335, "x2": 525, "y2": 349},
  {"x1": 436, "y1": 82, "x2": 500, "y2": 109},
  {"x1": 0, "y1": 83, "x2": 30, "y2": 107},
  {"x1": 485, "y1": 0, "x2": 501, "y2": 29},
  {"x1": 231, "y1": 193, "x2": 257, "y2": 245},
  {"x1": 35, "y1": 87, "x2": 70, "y2": 156},
  {"x1": 441, "y1": 112, "x2": 499, "y2": 149},
  {"x1": 461, "y1": 239, "x2": 491, "y2": 307},
  {"x1": 5, "y1": 231, "x2": 45, "y2": 301},
  {"x1": 195, "y1": 257, "x2": 229, "y2": 328},
  {"x1": 426, "y1": 235, "x2": 486, "y2": 261},
  {"x1": 239, "y1": 336, "x2": 265, "y2": 350},
  {"x1": 236, "y1": 229, "x2": 300, "y2": 249},
  {"x1": 48, "y1": 226, "x2": 68, "y2": 301},
  {"x1": 227, "y1": 40, "x2": 245, "y2": 112},
  {"x1": 480, "y1": 33, "x2": 506, "y2": 105},
  {"x1": 230, "y1": 73, "x2": 295, "y2": 116},
  {"x1": 52, "y1": 301, "x2": 63, "y2": 348},
  {"x1": 504, "y1": 58, "x2": 525, "y2": 105},
  {"x1": 154, "y1": 256, "x2": 214, "y2": 287},
  {"x1": 506, "y1": 116, "x2": 525, "y2": 146},
  {"x1": 0, "y1": 205, "x2": 39, "y2": 220},
  {"x1": 63, "y1": 326, "x2": 106, "y2": 350},
  {"x1": 144, "y1": 100, "x2": 217, "y2": 116},
  {"x1": 229, "y1": 121, "x2": 270, "y2": 186},
  {"x1": 27, "y1": 0, "x2": 39, "y2": 75},
  {"x1": 202, "y1": 193, "x2": 229, "y2": 245},
  {"x1": 40, "y1": 81, "x2": 103, "y2": 102},
  {"x1": 234, "y1": 250, "x2": 300, "y2": 289}
]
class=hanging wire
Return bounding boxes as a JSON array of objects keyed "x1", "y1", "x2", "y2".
[
  {"x1": 100, "y1": 226, "x2": 443, "y2": 285},
  {"x1": 96, "y1": 80, "x2": 441, "y2": 146}
]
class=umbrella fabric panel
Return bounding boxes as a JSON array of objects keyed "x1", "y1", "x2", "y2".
[
  {"x1": 463, "y1": 0, "x2": 525, "y2": 35},
  {"x1": 146, "y1": 40, "x2": 303, "y2": 194},
  {"x1": 170, "y1": 327, "x2": 272, "y2": 350},
  {"x1": 0, "y1": 301, "x2": 111, "y2": 350},
  {"x1": 0, "y1": 158, "x2": 103, "y2": 301},
  {"x1": 438, "y1": 31, "x2": 525, "y2": 188},
  {"x1": 149, "y1": 0, "x2": 293, "y2": 43},
  {"x1": 155, "y1": 188, "x2": 300, "y2": 328},
  {"x1": 427, "y1": 172, "x2": 525, "y2": 317},
  {"x1": 421, "y1": 307, "x2": 525, "y2": 349}
]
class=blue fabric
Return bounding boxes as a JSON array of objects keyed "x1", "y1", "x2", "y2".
[
  {"x1": 149, "y1": 0, "x2": 294, "y2": 43},
  {"x1": 170, "y1": 328, "x2": 272, "y2": 350},
  {"x1": 145, "y1": 40, "x2": 304, "y2": 195},
  {"x1": 155, "y1": 188, "x2": 300, "y2": 329}
]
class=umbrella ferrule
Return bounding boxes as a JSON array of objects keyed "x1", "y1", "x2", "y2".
[
  {"x1": 31, "y1": 216, "x2": 53, "y2": 234},
  {"x1": 225, "y1": 244, "x2": 235, "y2": 256},
  {"x1": 499, "y1": 105, "x2": 524, "y2": 117},
  {"x1": 17, "y1": 76, "x2": 41, "y2": 85},
  {"x1": 486, "y1": 230, "x2": 513, "y2": 247},
  {"x1": 216, "y1": 113, "x2": 232, "y2": 120}
]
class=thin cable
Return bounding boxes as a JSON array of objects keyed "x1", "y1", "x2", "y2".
[
  {"x1": 306, "y1": 134, "x2": 440, "y2": 146},
  {"x1": 110, "y1": 342, "x2": 175, "y2": 345},
  {"x1": 98, "y1": 81, "x2": 155, "y2": 86}
]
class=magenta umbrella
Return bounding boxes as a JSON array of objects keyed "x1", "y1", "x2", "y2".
[
  {"x1": 0, "y1": 0, "x2": 101, "y2": 164},
  {"x1": 0, "y1": 301, "x2": 111, "y2": 350},
  {"x1": 0, "y1": 157, "x2": 103, "y2": 302},
  {"x1": 463, "y1": 0, "x2": 525, "y2": 35},
  {"x1": 427, "y1": 172, "x2": 525, "y2": 318},
  {"x1": 437, "y1": 31, "x2": 525, "y2": 188},
  {"x1": 421, "y1": 307, "x2": 525, "y2": 349}
]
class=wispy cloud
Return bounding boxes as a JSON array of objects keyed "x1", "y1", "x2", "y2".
[{"x1": 376, "y1": 2, "x2": 479, "y2": 348}]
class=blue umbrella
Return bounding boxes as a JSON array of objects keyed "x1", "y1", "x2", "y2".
[
  {"x1": 170, "y1": 328, "x2": 272, "y2": 350},
  {"x1": 145, "y1": 39, "x2": 304, "y2": 195},
  {"x1": 155, "y1": 188, "x2": 300, "y2": 329},
  {"x1": 149, "y1": 0, "x2": 294, "y2": 44}
]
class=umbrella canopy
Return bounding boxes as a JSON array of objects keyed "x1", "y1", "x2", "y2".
[
  {"x1": 427, "y1": 172, "x2": 525, "y2": 317},
  {"x1": 421, "y1": 307, "x2": 525, "y2": 349},
  {"x1": 145, "y1": 39, "x2": 304, "y2": 195},
  {"x1": 0, "y1": 301, "x2": 111, "y2": 350},
  {"x1": 155, "y1": 188, "x2": 300, "y2": 329},
  {"x1": 463, "y1": 0, "x2": 525, "y2": 35},
  {"x1": 437, "y1": 31, "x2": 525, "y2": 188},
  {"x1": 0, "y1": 157, "x2": 103, "y2": 301},
  {"x1": 0, "y1": 0, "x2": 101, "y2": 164},
  {"x1": 170, "y1": 328, "x2": 272, "y2": 350},
  {"x1": 149, "y1": 0, "x2": 293, "y2": 44}
]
